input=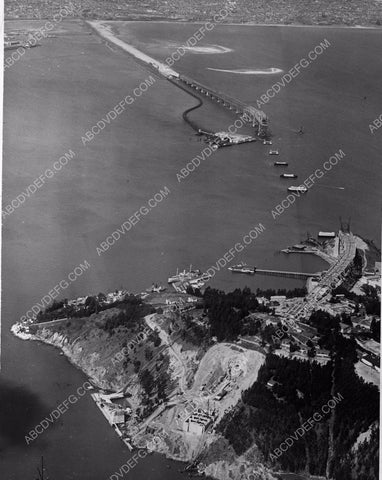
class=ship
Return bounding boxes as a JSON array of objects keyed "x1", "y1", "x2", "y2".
[
  {"x1": 168, "y1": 265, "x2": 202, "y2": 284},
  {"x1": 5, "y1": 40, "x2": 40, "y2": 50},
  {"x1": 269, "y1": 150, "x2": 279, "y2": 155},
  {"x1": 281, "y1": 173, "x2": 298, "y2": 178},
  {"x1": 281, "y1": 244, "x2": 309, "y2": 253},
  {"x1": 274, "y1": 161, "x2": 288, "y2": 166},
  {"x1": 5, "y1": 41, "x2": 23, "y2": 50},
  {"x1": 287, "y1": 186, "x2": 308, "y2": 193},
  {"x1": 228, "y1": 262, "x2": 255, "y2": 274}
]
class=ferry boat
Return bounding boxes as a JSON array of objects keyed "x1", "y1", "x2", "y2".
[
  {"x1": 269, "y1": 150, "x2": 279, "y2": 155},
  {"x1": 228, "y1": 263, "x2": 254, "y2": 274},
  {"x1": 274, "y1": 161, "x2": 288, "y2": 166},
  {"x1": 281, "y1": 173, "x2": 298, "y2": 178},
  {"x1": 287, "y1": 186, "x2": 308, "y2": 193}
]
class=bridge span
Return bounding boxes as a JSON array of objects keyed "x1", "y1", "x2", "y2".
[{"x1": 173, "y1": 74, "x2": 269, "y2": 137}]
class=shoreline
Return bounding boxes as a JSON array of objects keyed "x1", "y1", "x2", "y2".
[
  {"x1": 4, "y1": 18, "x2": 382, "y2": 30},
  {"x1": 9, "y1": 321, "x2": 277, "y2": 479},
  {"x1": 10, "y1": 323, "x2": 104, "y2": 389}
]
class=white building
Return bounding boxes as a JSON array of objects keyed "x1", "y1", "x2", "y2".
[
  {"x1": 103, "y1": 407, "x2": 125, "y2": 425},
  {"x1": 270, "y1": 295, "x2": 287, "y2": 304},
  {"x1": 183, "y1": 410, "x2": 212, "y2": 435},
  {"x1": 318, "y1": 232, "x2": 336, "y2": 238}
]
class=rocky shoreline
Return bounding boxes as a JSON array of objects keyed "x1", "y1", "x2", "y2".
[
  {"x1": 11, "y1": 322, "x2": 112, "y2": 390},
  {"x1": 11, "y1": 319, "x2": 281, "y2": 480}
]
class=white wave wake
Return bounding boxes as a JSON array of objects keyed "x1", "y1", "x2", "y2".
[
  {"x1": 183, "y1": 45, "x2": 232, "y2": 54},
  {"x1": 207, "y1": 67, "x2": 283, "y2": 74}
]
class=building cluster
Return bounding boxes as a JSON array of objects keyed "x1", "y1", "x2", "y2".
[
  {"x1": 243, "y1": 289, "x2": 380, "y2": 371},
  {"x1": 67, "y1": 289, "x2": 128, "y2": 309},
  {"x1": 5, "y1": 0, "x2": 381, "y2": 25},
  {"x1": 163, "y1": 296, "x2": 198, "y2": 315}
]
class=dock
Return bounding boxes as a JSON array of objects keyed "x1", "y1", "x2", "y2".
[
  {"x1": 231, "y1": 267, "x2": 320, "y2": 280},
  {"x1": 90, "y1": 392, "x2": 133, "y2": 451},
  {"x1": 254, "y1": 269, "x2": 320, "y2": 280}
]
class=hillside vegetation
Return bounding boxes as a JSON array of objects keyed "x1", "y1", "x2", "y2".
[{"x1": 214, "y1": 353, "x2": 379, "y2": 479}]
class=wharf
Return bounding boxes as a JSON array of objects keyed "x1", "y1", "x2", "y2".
[
  {"x1": 281, "y1": 248, "x2": 317, "y2": 254},
  {"x1": 255, "y1": 269, "x2": 319, "y2": 280},
  {"x1": 90, "y1": 392, "x2": 133, "y2": 451}
]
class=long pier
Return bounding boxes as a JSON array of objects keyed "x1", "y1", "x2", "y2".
[{"x1": 254, "y1": 268, "x2": 320, "y2": 280}]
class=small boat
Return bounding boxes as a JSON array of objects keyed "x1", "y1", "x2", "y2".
[
  {"x1": 274, "y1": 161, "x2": 288, "y2": 166},
  {"x1": 281, "y1": 173, "x2": 298, "y2": 178},
  {"x1": 288, "y1": 186, "x2": 308, "y2": 193},
  {"x1": 263, "y1": 140, "x2": 272, "y2": 145},
  {"x1": 228, "y1": 262, "x2": 254, "y2": 274},
  {"x1": 146, "y1": 283, "x2": 166, "y2": 293},
  {"x1": 269, "y1": 150, "x2": 279, "y2": 155}
]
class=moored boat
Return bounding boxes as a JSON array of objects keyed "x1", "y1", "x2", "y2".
[
  {"x1": 228, "y1": 262, "x2": 255, "y2": 274},
  {"x1": 281, "y1": 173, "x2": 298, "y2": 178},
  {"x1": 287, "y1": 186, "x2": 308, "y2": 193}
]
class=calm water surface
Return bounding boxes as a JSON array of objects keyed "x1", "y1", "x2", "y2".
[{"x1": 2, "y1": 19, "x2": 381, "y2": 479}]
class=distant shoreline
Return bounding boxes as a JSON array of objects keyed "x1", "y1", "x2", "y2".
[{"x1": 4, "y1": 18, "x2": 382, "y2": 30}]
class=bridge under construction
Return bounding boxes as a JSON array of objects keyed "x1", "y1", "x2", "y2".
[
  {"x1": 169, "y1": 74, "x2": 269, "y2": 138},
  {"x1": 88, "y1": 21, "x2": 269, "y2": 139}
]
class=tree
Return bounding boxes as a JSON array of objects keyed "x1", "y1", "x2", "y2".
[
  {"x1": 98, "y1": 292, "x2": 107, "y2": 302},
  {"x1": 290, "y1": 343, "x2": 300, "y2": 353},
  {"x1": 139, "y1": 369, "x2": 154, "y2": 396},
  {"x1": 133, "y1": 360, "x2": 141, "y2": 373},
  {"x1": 145, "y1": 348, "x2": 153, "y2": 361},
  {"x1": 370, "y1": 317, "x2": 380, "y2": 342},
  {"x1": 307, "y1": 347, "x2": 316, "y2": 358},
  {"x1": 86, "y1": 296, "x2": 99, "y2": 314}
]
